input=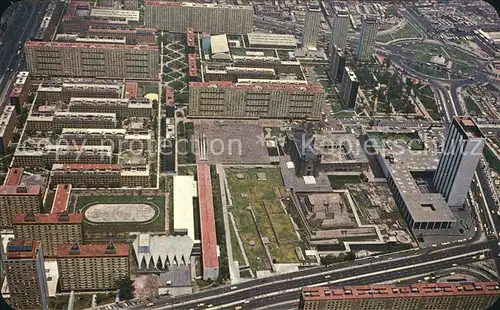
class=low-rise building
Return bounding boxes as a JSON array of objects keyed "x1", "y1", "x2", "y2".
[
  {"x1": 68, "y1": 97, "x2": 152, "y2": 118},
  {"x1": 53, "y1": 112, "x2": 118, "y2": 131},
  {"x1": 13, "y1": 145, "x2": 113, "y2": 168},
  {"x1": 36, "y1": 81, "x2": 122, "y2": 103}
]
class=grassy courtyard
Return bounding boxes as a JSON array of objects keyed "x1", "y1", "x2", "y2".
[
  {"x1": 75, "y1": 195, "x2": 165, "y2": 236},
  {"x1": 226, "y1": 167, "x2": 299, "y2": 270}
]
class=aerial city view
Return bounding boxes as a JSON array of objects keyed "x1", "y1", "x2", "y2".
[{"x1": 0, "y1": 0, "x2": 499, "y2": 309}]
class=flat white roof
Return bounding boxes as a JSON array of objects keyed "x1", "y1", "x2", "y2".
[
  {"x1": 211, "y1": 34, "x2": 230, "y2": 55},
  {"x1": 247, "y1": 33, "x2": 297, "y2": 47},
  {"x1": 173, "y1": 175, "x2": 197, "y2": 241}
]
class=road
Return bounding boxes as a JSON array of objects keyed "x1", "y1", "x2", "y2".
[
  {"x1": 0, "y1": 0, "x2": 44, "y2": 108},
  {"x1": 125, "y1": 238, "x2": 495, "y2": 309}
]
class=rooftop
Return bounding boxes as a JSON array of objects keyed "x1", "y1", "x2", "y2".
[
  {"x1": 314, "y1": 133, "x2": 369, "y2": 164},
  {"x1": 57, "y1": 242, "x2": 128, "y2": 258},
  {"x1": 25, "y1": 40, "x2": 158, "y2": 51},
  {"x1": 454, "y1": 116, "x2": 484, "y2": 139},
  {"x1": 144, "y1": 0, "x2": 252, "y2": 10},
  {"x1": 197, "y1": 164, "x2": 219, "y2": 269},
  {"x1": 173, "y1": 175, "x2": 197, "y2": 241},
  {"x1": 12, "y1": 211, "x2": 83, "y2": 225},
  {"x1": 53, "y1": 164, "x2": 122, "y2": 171},
  {"x1": 189, "y1": 81, "x2": 323, "y2": 93},
  {"x1": 246, "y1": 33, "x2": 297, "y2": 47},
  {"x1": 6, "y1": 240, "x2": 40, "y2": 260},
  {"x1": 51, "y1": 184, "x2": 72, "y2": 214},
  {"x1": 302, "y1": 282, "x2": 500, "y2": 300},
  {"x1": 4, "y1": 168, "x2": 24, "y2": 186},
  {"x1": 211, "y1": 34, "x2": 230, "y2": 55},
  {"x1": 0, "y1": 106, "x2": 16, "y2": 137}
]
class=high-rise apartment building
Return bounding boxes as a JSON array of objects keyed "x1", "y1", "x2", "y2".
[
  {"x1": 433, "y1": 116, "x2": 485, "y2": 207},
  {"x1": 3, "y1": 240, "x2": 49, "y2": 310},
  {"x1": 330, "y1": 9, "x2": 349, "y2": 54},
  {"x1": 12, "y1": 184, "x2": 83, "y2": 258},
  {"x1": 0, "y1": 168, "x2": 43, "y2": 228},
  {"x1": 356, "y1": 15, "x2": 378, "y2": 61},
  {"x1": 189, "y1": 81, "x2": 324, "y2": 119},
  {"x1": 144, "y1": 1, "x2": 253, "y2": 34},
  {"x1": 302, "y1": 2, "x2": 322, "y2": 49},
  {"x1": 24, "y1": 41, "x2": 159, "y2": 79},
  {"x1": 9, "y1": 71, "x2": 30, "y2": 113},
  {"x1": 57, "y1": 242, "x2": 129, "y2": 291},
  {"x1": 329, "y1": 45, "x2": 346, "y2": 83},
  {"x1": 339, "y1": 67, "x2": 359, "y2": 109},
  {"x1": 299, "y1": 282, "x2": 500, "y2": 310},
  {"x1": 0, "y1": 106, "x2": 17, "y2": 155}
]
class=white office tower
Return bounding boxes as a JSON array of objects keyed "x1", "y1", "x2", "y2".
[
  {"x1": 302, "y1": 2, "x2": 322, "y2": 49},
  {"x1": 433, "y1": 116, "x2": 485, "y2": 207},
  {"x1": 329, "y1": 9, "x2": 349, "y2": 54},
  {"x1": 356, "y1": 15, "x2": 378, "y2": 61}
]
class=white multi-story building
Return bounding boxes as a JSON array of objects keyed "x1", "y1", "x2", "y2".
[
  {"x1": 330, "y1": 9, "x2": 349, "y2": 54},
  {"x1": 356, "y1": 15, "x2": 378, "y2": 61},
  {"x1": 433, "y1": 116, "x2": 485, "y2": 207},
  {"x1": 302, "y1": 2, "x2": 322, "y2": 49}
]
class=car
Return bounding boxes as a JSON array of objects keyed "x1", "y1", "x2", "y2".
[
  {"x1": 431, "y1": 244, "x2": 437, "y2": 248},
  {"x1": 230, "y1": 286, "x2": 238, "y2": 290},
  {"x1": 147, "y1": 303, "x2": 154, "y2": 307},
  {"x1": 235, "y1": 307, "x2": 242, "y2": 310},
  {"x1": 197, "y1": 303, "x2": 205, "y2": 307},
  {"x1": 207, "y1": 305, "x2": 213, "y2": 308},
  {"x1": 324, "y1": 275, "x2": 331, "y2": 279},
  {"x1": 244, "y1": 300, "x2": 250, "y2": 304},
  {"x1": 452, "y1": 263, "x2": 458, "y2": 267}
]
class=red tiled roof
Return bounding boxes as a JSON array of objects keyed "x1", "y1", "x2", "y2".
[
  {"x1": 187, "y1": 28, "x2": 195, "y2": 48},
  {"x1": 197, "y1": 163, "x2": 219, "y2": 269},
  {"x1": 5, "y1": 168, "x2": 23, "y2": 186},
  {"x1": 64, "y1": 1, "x2": 91, "y2": 21},
  {"x1": 165, "y1": 87, "x2": 174, "y2": 106},
  {"x1": 57, "y1": 243, "x2": 129, "y2": 258},
  {"x1": 12, "y1": 212, "x2": 83, "y2": 225},
  {"x1": 6, "y1": 240, "x2": 40, "y2": 260},
  {"x1": 302, "y1": 282, "x2": 500, "y2": 300},
  {"x1": 125, "y1": 82, "x2": 138, "y2": 98},
  {"x1": 188, "y1": 54, "x2": 197, "y2": 77},
  {"x1": 51, "y1": 184, "x2": 72, "y2": 214}
]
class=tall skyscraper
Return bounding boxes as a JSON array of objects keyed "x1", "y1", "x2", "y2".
[
  {"x1": 329, "y1": 9, "x2": 349, "y2": 54},
  {"x1": 302, "y1": 2, "x2": 322, "y2": 49},
  {"x1": 3, "y1": 239, "x2": 49, "y2": 310},
  {"x1": 433, "y1": 116, "x2": 485, "y2": 207},
  {"x1": 339, "y1": 67, "x2": 359, "y2": 109},
  {"x1": 329, "y1": 45, "x2": 346, "y2": 82},
  {"x1": 356, "y1": 15, "x2": 378, "y2": 61}
]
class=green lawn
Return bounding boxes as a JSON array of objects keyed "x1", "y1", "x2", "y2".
[
  {"x1": 75, "y1": 195, "x2": 165, "y2": 234},
  {"x1": 377, "y1": 21, "x2": 420, "y2": 43},
  {"x1": 226, "y1": 167, "x2": 298, "y2": 270},
  {"x1": 229, "y1": 221, "x2": 245, "y2": 266}
]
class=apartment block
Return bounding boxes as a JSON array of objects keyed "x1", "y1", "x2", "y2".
[
  {"x1": 144, "y1": 1, "x2": 253, "y2": 34},
  {"x1": 0, "y1": 106, "x2": 17, "y2": 155},
  {"x1": 53, "y1": 112, "x2": 117, "y2": 131},
  {"x1": 3, "y1": 240, "x2": 48, "y2": 310},
  {"x1": 61, "y1": 1, "x2": 129, "y2": 33},
  {"x1": 57, "y1": 242, "x2": 130, "y2": 291},
  {"x1": 24, "y1": 41, "x2": 159, "y2": 79},
  {"x1": 68, "y1": 97, "x2": 152, "y2": 118},
  {"x1": 36, "y1": 81, "x2": 122, "y2": 103},
  {"x1": 50, "y1": 164, "x2": 122, "y2": 188},
  {"x1": 302, "y1": 1, "x2": 322, "y2": 49},
  {"x1": 9, "y1": 71, "x2": 30, "y2": 113},
  {"x1": 0, "y1": 168, "x2": 42, "y2": 228},
  {"x1": 188, "y1": 81, "x2": 324, "y2": 119},
  {"x1": 330, "y1": 9, "x2": 349, "y2": 53},
  {"x1": 329, "y1": 46, "x2": 346, "y2": 83},
  {"x1": 87, "y1": 26, "x2": 156, "y2": 45},
  {"x1": 299, "y1": 283, "x2": 500, "y2": 310},
  {"x1": 13, "y1": 185, "x2": 83, "y2": 258},
  {"x1": 13, "y1": 145, "x2": 113, "y2": 168}
]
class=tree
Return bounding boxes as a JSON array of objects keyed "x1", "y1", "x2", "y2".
[
  {"x1": 345, "y1": 251, "x2": 356, "y2": 261},
  {"x1": 116, "y1": 277, "x2": 135, "y2": 300},
  {"x1": 320, "y1": 254, "x2": 336, "y2": 266}
]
